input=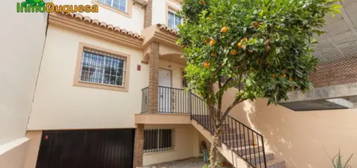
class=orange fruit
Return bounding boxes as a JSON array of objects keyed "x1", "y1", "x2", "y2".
[
  {"x1": 230, "y1": 50, "x2": 238, "y2": 55},
  {"x1": 237, "y1": 42, "x2": 243, "y2": 48},
  {"x1": 220, "y1": 26, "x2": 229, "y2": 33},
  {"x1": 209, "y1": 39, "x2": 216, "y2": 46},
  {"x1": 203, "y1": 62, "x2": 210, "y2": 68},
  {"x1": 237, "y1": 38, "x2": 248, "y2": 49}
]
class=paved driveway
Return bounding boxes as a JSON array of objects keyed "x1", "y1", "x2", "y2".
[{"x1": 145, "y1": 158, "x2": 206, "y2": 168}]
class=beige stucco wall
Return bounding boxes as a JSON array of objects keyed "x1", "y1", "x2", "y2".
[
  {"x1": 53, "y1": 0, "x2": 145, "y2": 33},
  {"x1": 0, "y1": 0, "x2": 47, "y2": 167},
  {"x1": 28, "y1": 24, "x2": 149, "y2": 130},
  {"x1": 223, "y1": 88, "x2": 357, "y2": 168},
  {"x1": 24, "y1": 131, "x2": 42, "y2": 168},
  {"x1": 143, "y1": 125, "x2": 201, "y2": 165},
  {"x1": 0, "y1": 138, "x2": 29, "y2": 168},
  {"x1": 54, "y1": 0, "x2": 181, "y2": 33},
  {"x1": 28, "y1": 24, "x2": 184, "y2": 130}
]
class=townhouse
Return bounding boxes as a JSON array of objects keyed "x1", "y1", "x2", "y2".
[{"x1": 1, "y1": 0, "x2": 357, "y2": 168}]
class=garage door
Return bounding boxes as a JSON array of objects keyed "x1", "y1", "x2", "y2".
[{"x1": 36, "y1": 129, "x2": 135, "y2": 168}]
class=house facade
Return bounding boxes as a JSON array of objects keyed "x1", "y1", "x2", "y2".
[
  {"x1": 24, "y1": 0, "x2": 207, "y2": 167},
  {"x1": 1, "y1": 0, "x2": 357, "y2": 168}
]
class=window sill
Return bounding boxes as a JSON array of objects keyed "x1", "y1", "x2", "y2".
[
  {"x1": 143, "y1": 147, "x2": 175, "y2": 155},
  {"x1": 73, "y1": 80, "x2": 128, "y2": 92}
]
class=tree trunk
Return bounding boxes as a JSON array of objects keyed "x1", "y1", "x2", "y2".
[{"x1": 209, "y1": 125, "x2": 222, "y2": 168}]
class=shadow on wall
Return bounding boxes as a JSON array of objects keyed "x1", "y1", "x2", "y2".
[{"x1": 224, "y1": 89, "x2": 357, "y2": 168}]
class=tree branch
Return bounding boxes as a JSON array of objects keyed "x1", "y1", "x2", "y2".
[
  {"x1": 219, "y1": 72, "x2": 245, "y2": 122},
  {"x1": 217, "y1": 78, "x2": 223, "y2": 113},
  {"x1": 220, "y1": 96, "x2": 246, "y2": 122}
]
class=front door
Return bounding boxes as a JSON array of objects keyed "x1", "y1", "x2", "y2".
[{"x1": 158, "y1": 68, "x2": 172, "y2": 113}]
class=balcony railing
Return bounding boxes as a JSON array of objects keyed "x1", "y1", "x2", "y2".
[
  {"x1": 141, "y1": 86, "x2": 267, "y2": 168},
  {"x1": 141, "y1": 86, "x2": 192, "y2": 114}
]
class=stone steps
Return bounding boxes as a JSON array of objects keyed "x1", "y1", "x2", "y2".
[{"x1": 220, "y1": 127, "x2": 287, "y2": 168}]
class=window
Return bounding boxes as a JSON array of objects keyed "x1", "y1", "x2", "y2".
[
  {"x1": 144, "y1": 129, "x2": 173, "y2": 152},
  {"x1": 168, "y1": 11, "x2": 182, "y2": 30},
  {"x1": 99, "y1": 0, "x2": 127, "y2": 12},
  {"x1": 79, "y1": 48, "x2": 126, "y2": 87}
]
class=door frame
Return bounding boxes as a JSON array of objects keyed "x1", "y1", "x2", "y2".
[
  {"x1": 158, "y1": 67, "x2": 173, "y2": 87},
  {"x1": 158, "y1": 68, "x2": 173, "y2": 113}
]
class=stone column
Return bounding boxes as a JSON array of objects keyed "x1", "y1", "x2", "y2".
[
  {"x1": 148, "y1": 42, "x2": 159, "y2": 114},
  {"x1": 133, "y1": 124, "x2": 144, "y2": 168}
]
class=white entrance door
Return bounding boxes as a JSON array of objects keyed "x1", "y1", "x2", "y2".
[{"x1": 158, "y1": 69, "x2": 172, "y2": 113}]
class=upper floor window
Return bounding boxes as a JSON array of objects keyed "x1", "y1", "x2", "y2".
[
  {"x1": 99, "y1": 0, "x2": 127, "y2": 12},
  {"x1": 168, "y1": 11, "x2": 182, "y2": 30}
]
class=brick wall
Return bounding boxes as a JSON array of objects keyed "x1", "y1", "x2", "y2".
[{"x1": 310, "y1": 57, "x2": 357, "y2": 88}]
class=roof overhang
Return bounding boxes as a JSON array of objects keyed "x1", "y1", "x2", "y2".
[
  {"x1": 280, "y1": 82, "x2": 357, "y2": 111},
  {"x1": 48, "y1": 13, "x2": 144, "y2": 49},
  {"x1": 142, "y1": 24, "x2": 180, "y2": 50}
]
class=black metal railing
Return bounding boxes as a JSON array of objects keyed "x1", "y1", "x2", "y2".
[
  {"x1": 141, "y1": 86, "x2": 267, "y2": 168},
  {"x1": 141, "y1": 86, "x2": 192, "y2": 114},
  {"x1": 190, "y1": 94, "x2": 267, "y2": 168}
]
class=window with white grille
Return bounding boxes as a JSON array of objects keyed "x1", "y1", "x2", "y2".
[
  {"x1": 144, "y1": 129, "x2": 173, "y2": 152},
  {"x1": 168, "y1": 11, "x2": 182, "y2": 30},
  {"x1": 99, "y1": 0, "x2": 127, "y2": 12},
  {"x1": 80, "y1": 48, "x2": 126, "y2": 87}
]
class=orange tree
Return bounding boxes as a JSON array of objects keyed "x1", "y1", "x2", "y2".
[{"x1": 178, "y1": 0, "x2": 340, "y2": 167}]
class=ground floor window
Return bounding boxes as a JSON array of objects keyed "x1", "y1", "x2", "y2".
[{"x1": 144, "y1": 129, "x2": 173, "y2": 152}]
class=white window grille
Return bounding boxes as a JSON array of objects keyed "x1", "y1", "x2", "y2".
[{"x1": 80, "y1": 48, "x2": 126, "y2": 87}]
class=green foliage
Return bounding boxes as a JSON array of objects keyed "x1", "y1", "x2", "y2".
[
  {"x1": 178, "y1": 0, "x2": 341, "y2": 104},
  {"x1": 332, "y1": 151, "x2": 353, "y2": 168}
]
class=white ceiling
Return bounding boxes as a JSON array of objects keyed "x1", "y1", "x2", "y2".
[{"x1": 314, "y1": 0, "x2": 357, "y2": 63}]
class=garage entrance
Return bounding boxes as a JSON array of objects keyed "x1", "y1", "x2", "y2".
[{"x1": 36, "y1": 129, "x2": 135, "y2": 168}]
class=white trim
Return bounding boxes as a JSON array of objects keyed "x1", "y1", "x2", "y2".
[{"x1": 0, "y1": 137, "x2": 29, "y2": 155}]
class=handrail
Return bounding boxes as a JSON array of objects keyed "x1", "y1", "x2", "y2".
[
  {"x1": 141, "y1": 86, "x2": 191, "y2": 114},
  {"x1": 141, "y1": 86, "x2": 267, "y2": 168}
]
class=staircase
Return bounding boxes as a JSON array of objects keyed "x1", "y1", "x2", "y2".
[{"x1": 142, "y1": 86, "x2": 286, "y2": 168}]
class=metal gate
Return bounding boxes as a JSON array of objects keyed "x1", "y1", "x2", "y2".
[{"x1": 36, "y1": 129, "x2": 135, "y2": 168}]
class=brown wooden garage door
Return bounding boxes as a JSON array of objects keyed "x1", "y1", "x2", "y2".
[{"x1": 36, "y1": 129, "x2": 135, "y2": 168}]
